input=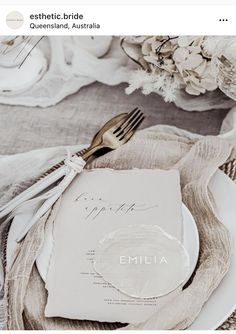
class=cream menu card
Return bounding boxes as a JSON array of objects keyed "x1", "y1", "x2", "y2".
[{"x1": 45, "y1": 168, "x2": 183, "y2": 323}]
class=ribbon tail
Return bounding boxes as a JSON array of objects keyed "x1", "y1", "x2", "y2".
[
  {"x1": 2, "y1": 155, "x2": 85, "y2": 242},
  {"x1": 0, "y1": 166, "x2": 66, "y2": 219},
  {"x1": 16, "y1": 167, "x2": 81, "y2": 242}
]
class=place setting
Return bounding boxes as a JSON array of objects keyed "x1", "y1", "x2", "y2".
[
  {"x1": 1, "y1": 35, "x2": 236, "y2": 331},
  {"x1": 1, "y1": 106, "x2": 235, "y2": 330}
]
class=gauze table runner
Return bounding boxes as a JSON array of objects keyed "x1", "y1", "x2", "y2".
[{"x1": 1, "y1": 125, "x2": 235, "y2": 330}]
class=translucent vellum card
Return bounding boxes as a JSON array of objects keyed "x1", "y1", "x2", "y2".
[
  {"x1": 93, "y1": 225, "x2": 189, "y2": 299},
  {"x1": 45, "y1": 168, "x2": 183, "y2": 324}
]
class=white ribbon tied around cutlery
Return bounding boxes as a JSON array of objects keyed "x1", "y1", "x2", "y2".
[{"x1": 0, "y1": 152, "x2": 86, "y2": 242}]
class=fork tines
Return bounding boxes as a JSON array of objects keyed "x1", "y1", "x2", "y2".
[{"x1": 113, "y1": 108, "x2": 144, "y2": 139}]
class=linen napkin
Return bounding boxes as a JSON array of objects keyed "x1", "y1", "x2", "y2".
[{"x1": 1, "y1": 125, "x2": 234, "y2": 330}]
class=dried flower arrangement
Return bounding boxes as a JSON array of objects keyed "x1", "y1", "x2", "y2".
[{"x1": 121, "y1": 36, "x2": 236, "y2": 103}]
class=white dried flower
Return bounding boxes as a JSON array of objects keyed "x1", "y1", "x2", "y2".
[
  {"x1": 126, "y1": 69, "x2": 179, "y2": 102},
  {"x1": 122, "y1": 35, "x2": 234, "y2": 100}
]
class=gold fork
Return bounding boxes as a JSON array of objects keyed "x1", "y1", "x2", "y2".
[{"x1": 41, "y1": 108, "x2": 144, "y2": 178}]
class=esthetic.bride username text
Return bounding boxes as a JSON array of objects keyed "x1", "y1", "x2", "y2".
[{"x1": 29, "y1": 12, "x2": 101, "y2": 30}]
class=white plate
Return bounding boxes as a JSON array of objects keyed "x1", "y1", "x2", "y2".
[
  {"x1": 6, "y1": 160, "x2": 236, "y2": 329},
  {"x1": 189, "y1": 169, "x2": 236, "y2": 330},
  {"x1": 0, "y1": 44, "x2": 47, "y2": 95}
]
